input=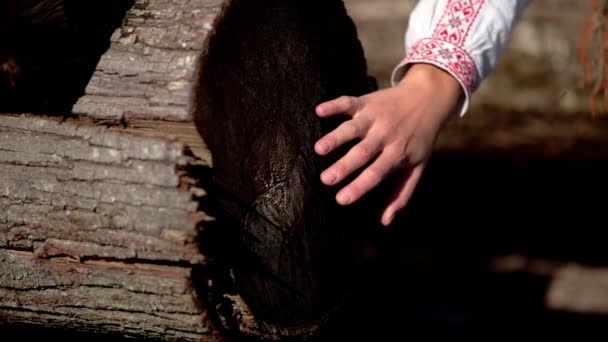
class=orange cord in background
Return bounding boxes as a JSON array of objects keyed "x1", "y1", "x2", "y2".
[
  {"x1": 579, "y1": 0, "x2": 608, "y2": 116},
  {"x1": 580, "y1": 0, "x2": 597, "y2": 86}
]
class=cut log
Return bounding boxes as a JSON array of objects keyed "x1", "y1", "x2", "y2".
[
  {"x1": 193, "y1": 0, "x2": 375, "y2": 330},
  {"x1": 1, "y1": 0, "x2": 375, "y2": 340}
]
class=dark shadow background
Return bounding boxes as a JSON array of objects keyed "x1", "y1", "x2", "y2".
[
  {"x1": 0, "y1": 0, "x2": 134, "y2": 114},
  {"x1": 319, "y1": 147, "x2": 608, "y2": 340}
]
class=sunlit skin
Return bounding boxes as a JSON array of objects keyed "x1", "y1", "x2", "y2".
[{"x1": 315, "y1": 63, "x2": 463, "y2": 226}]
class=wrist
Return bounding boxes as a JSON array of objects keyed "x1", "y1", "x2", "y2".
[
  {"x1": 396, "y1": 63, "x2": 464, "y2": 122},
  {"x1": 399, "y1": 63, "x2": 462, "y2": 96}
]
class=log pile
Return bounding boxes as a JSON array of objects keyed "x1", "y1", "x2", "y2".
[{"x1": 0, "y1": 0, "x2": 375, "y2": 340}]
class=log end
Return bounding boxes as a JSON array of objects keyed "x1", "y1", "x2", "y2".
[{"x1": 193, "y1": 0, "x2": 375, "y2": 337}]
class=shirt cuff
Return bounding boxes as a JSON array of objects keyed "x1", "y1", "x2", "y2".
[{"x1": 391, "y1": 37, "x2": 480, "y2": 117}]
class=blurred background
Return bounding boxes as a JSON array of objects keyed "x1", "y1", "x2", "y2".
[
  {"x1": 327, "y1": 1, "x2": 608, "y2": 340},
  {"x1": 345, "y1": 0, "x2": 591, "y2": 113}
]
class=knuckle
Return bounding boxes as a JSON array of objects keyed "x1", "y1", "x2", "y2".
[
  {"x1": 346, "y1": 183, "x2": 362, "y2": 199},
  {"x1": 383, "y1": 148, "x2": 403, "y2": 164},
  {"x1": 353, "y1": 144, "x2": 373, "y2": 160},
  {"x1": 337, "y1": 96, "x2": 352, "y2": 107},
  {"x1": 342, "y1": 121, "x2": 360, "y2": 137},
  {"x1": 332, "y1": 161, "x2": 346, "y2": 176},
  {"x1": 322, "y1": 135, "x2": 336, "y2": 149},
  {"x1": 394, "y1": 154, "x2": 408, "y2": 167},
  {"x1": 364, "y1": 167, "x2": 383, "y2": 185}
]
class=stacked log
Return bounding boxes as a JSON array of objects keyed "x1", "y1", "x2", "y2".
[{"x1": 0, "y1": 115, "x2": 219, "y2": 341}]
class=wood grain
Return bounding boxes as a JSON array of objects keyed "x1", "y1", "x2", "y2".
[{"x1": 194, "y1": 0, "x2": 375, "y2": 330}]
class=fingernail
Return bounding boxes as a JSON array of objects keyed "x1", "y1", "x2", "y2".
[
  {"x1": 322, "y1": 170, "x2": 337, "y2": 184},
  {"x1": 337, "y1": 192, "x2": 352, "y2": 205}
]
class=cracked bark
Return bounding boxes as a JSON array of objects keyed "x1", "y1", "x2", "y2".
[
  {"x1": 0, "y1": 115, "x2": 222, "y2": 341},
  {"x1": 0, "y1": 249, "x2": 216, "y2": 341}
]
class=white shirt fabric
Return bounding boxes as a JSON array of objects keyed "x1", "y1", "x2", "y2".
[{"x1": 392, "y1": 0, "x2": 531, "y2": 116}]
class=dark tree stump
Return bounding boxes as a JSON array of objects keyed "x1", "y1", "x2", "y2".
[{"x1": 194, "y1": 0, "x2": 374, "y2": 333}]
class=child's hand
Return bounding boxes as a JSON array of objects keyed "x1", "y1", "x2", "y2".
[{"x1": 315, "y1": 64, "x2": 463, "y2": 226}]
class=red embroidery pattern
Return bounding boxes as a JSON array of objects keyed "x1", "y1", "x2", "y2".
[
  {"x1": 434, "y1": 0, "x2": 486, "y2": 46},
  {"x1": 405, "y1": 38, "x2": 479, "y2": 91},
  {"x1": 400, "y1": 0, "x2": 486, "y2": 93}
]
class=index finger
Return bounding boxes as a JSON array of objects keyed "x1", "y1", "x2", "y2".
[{"x1": 316, "y1": 96, "x2": 362, "y2": 118}]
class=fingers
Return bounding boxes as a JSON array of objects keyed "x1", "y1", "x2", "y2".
[
  {"x1": 321, "y1": 137, "x2": 382, "y2": 188},
  {"x1": 315, "y1": 117, "x2": 371, "y2": 156},
  {"x1": 316, "y1": 96, "x2": 362, "y2": 118},
  {"x1": 333, "y1": 150, "x2": 398, "y2": 206},
  {"x1": 381, "y1": 164, "x2": 425, "y2": 226}
]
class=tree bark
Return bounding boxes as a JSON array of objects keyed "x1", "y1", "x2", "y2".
[
  {"x1": 72, "y1": 0, "x2": 225, "y2": 121},
  {"x1": 0, "y1": 250, "x2": 218, "y2": 341},
  {"x1": 0, "y1": 115, "x2": 221, "y2": 341}
]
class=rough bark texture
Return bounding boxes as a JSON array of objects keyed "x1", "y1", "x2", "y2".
[
  {"x1": 72, "y1": 0, "x2": 225, "y2": 121},
  {"x1": 0, "y1": 115, "x2": 222, "y2": 341},
  {"x1": 0, "y1": 250, "x2": 219, "y2": 341},
  {"x1": 0, "y1": 115, "x2": 210, "y2": 264}
]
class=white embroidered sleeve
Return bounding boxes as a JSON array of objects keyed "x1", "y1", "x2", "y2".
[{"x1": 392, "y1": 0, "x2": 530, "y2": 116}]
